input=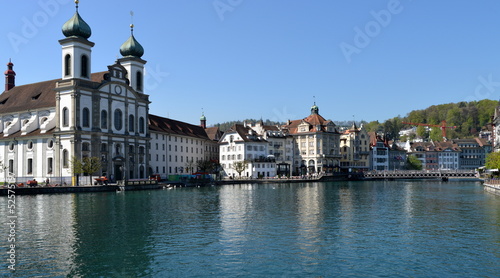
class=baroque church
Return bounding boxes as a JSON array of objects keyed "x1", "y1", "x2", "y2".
[{"x1": 0, "y1": 2, "x2": 220, "y2": 185}]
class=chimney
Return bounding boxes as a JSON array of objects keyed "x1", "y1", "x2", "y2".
[{"x1": 4, "y1": 60, "x2": 15, "y2": 91}]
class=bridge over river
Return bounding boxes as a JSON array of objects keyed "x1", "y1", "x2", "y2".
[{"x1": 362, "y1": 170, "x2": 478, "y2": 180}]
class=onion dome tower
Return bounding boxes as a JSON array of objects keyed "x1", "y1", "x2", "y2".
[
  {"x1": 200, "y1": 112, "x2": 207, "y2": 129},
  {"x1": 4, "y1": 59, "x2": 15, "y2": 91},
  {"x1": 118, "y1": 21, "x2": 147, "y2": 93},
  {"x1": 59, "y1": 0, "x2": 94, "y2": 80},
  {"x1": 311, "y1": 102, "x2": 319, "y2": 115}
]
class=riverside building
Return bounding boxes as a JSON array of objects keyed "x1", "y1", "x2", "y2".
[{"x1": 0, "y1": 3, "x2": 219, "y2": 185}]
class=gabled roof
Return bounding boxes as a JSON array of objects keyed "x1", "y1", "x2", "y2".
[
  {"x1": 205, "y1": 126, "x2": 222, "y2": 141},
  {"x1": 148, "y1": 114, "x2": 210, "y2": 140},
  {"x1": 222, "y1": 124, "x2": 266, "y2": 143}
]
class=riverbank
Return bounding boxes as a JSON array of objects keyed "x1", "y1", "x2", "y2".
[
  {"x1": 482, "y1": 179, "x2": 500, "y2": 195},
  {"x1": 0, "y1": 181, "x2": 162, "y2": 196},
  {"x1": 1, "y1": 174, "x2": 353, "y2": 195}
]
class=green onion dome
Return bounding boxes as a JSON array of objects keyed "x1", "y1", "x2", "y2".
[
  {"x1": 120, "y1": 25, "x2": 144, "y2": 58},
  {"x1": 62, "y1": 1, "x2": 91, "y2": 39}
]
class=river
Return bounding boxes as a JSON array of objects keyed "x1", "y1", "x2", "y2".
[{"x1": 1, "y1": 180, "x2": 499, "y2": 277}]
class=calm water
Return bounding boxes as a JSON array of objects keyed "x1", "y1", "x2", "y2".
[{"x1": 1, "y1": 180, "x2": 499, "y2": 277}]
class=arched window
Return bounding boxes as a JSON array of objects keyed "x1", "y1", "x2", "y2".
[
  {"x1": 63, "y1": 149, "x2": 69, "y2": 168},
  {"x1": 136, "y1": 71, "x2": 143, "y2": 92},
  {"x1": 62, "y1": 107, "x2": 69, "y2": 127},
  {"x1": 82, "y1": 108, "x2": 90, "y2": 128},
  {"x1": 101, "y1": 110, "x2": 107, "y2": 129},
  {"x1": 82, "y1": 142, "x2": 90, "y2": 152},
  {"x1": 139, "y1": 117, "x2": 145, "y2": 133},
  {"x1": 64, "y1": 54, "x2": 71, "y2": 76},
  {"x1": 81, "y1": 55, "x2": 89, "y2": 78},
  {"x1": 114, "y1": 109, "x2": 123, "y2": 130},
  {"x1": 128, "y1": 114, "x2": 135, "y2": 132}
]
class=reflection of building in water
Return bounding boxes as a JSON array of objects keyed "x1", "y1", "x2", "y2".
[
  {"x1": 7, "y1": 195, "x2": 77, "y2": 276},
  {"x1": 295, "y1": 184, "x2": 325, "y2": 254},
  {"x1": 218, "y1": 185, "x2": 255, "y2": 253}
]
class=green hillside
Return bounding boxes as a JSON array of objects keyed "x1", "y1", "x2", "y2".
[{"x1": 364, "y1": 99, "x2": 498, "y2": 141}]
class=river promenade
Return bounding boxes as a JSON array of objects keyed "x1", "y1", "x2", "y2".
[{"x1": 483, "y1": 178, "x2": 500, "y2": 194}]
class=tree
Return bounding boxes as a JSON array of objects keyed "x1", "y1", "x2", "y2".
[
  {"x1": 416, "y1": 126, "x2": 428, "y2": 139},
  {"x1": 485, "y1": 152, "x2": 500, "y2": 171},
  {"x1": 232, "y1": 160, "x2": 248, "y2": 178},
  {"x1": 185, "y1": 159, "x2": 196, "y2": 174},
  {"x1": 429, "y1": 127, "x2": 442, "y2": 142},
  {"x1": 71, "y1": 156, "x2": 102, "y2": 185},
  {"x1": 407, "y1": 155, "x2": 423, "y2": 170}
]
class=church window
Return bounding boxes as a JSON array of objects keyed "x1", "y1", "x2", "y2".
[
  {"x1": 8, "y1": 160, "x2": 14, "y2": 174},
  {"x1": 81, "y1": 55, "x2": 89, "y2": 78},
  {"x1": 63, "y1": 107, "x2": 69, "y2": 127},
  {"x1": 82, "y1": 142, "x2": 90, "y2": 152},
  {"x1": 8, "y1": 142, "x2": 15, "y2": 151},
  {"x1": 27, "y1": 141, "x2": 34, "y2": 151},
  {"x1": 82, "y1": 108, "x2": 90, "y2": 128},
  {"x1": 101, "y1": 110, "x2": 107, "y2": 129},
  {"x1": 136, "y1": 71, "x2": 143, "y2": 92},
  {"x1": 62, "y1": 149, "x2": 69, "y2": 168},
  {"x1": 47, "y1": 158, "x2": 53, "y2": 174},
  {"x1": 47, "y1": 139, "x2": 54, "y2": 149},
  {"x1": 139, "y1": 117, "x2": 145, "y2": 133},
  {"x1": 64, "y1": 54, "x2": 71, "y2": 76},
  {"x1": 129, "y1": 114, "x2": 135, "y2": 132},
  {"x1": 114, "y1": 109, "x2": 123, "y2": 130},
  {"x1": 27, "y1": 159, "x2": 33, "y2": 175}
]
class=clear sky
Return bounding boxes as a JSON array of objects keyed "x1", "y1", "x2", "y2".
[{"x1": 2, "y1": 0, "x2": 500, "y2": 127}]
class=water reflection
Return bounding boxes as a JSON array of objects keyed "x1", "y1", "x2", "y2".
[
  {"x1": 0, "y1": 181, "x2": 498, "y2": 277},
  {"x1": 0, "y1": 194, "x2": 77, "y2": 277}
]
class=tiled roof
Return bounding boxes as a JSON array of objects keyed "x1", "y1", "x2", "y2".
[
  {"x1": 0, "y1": 72, "x2": 107, "y2": 114},
  {"x1": 283, "y1": 113, "x2": 335, "y2": 134},
  {"x1": 224, "y1": 124, "x2": 266, "y2": 143},
  {"x1": 205, "y1": 126, "x2": 222, "y2": 141},
  {"x1": 148, "y1": 114, "x2": 210, "y2": 140}
]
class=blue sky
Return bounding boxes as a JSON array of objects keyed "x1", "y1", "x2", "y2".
[{"x1": 2, "y1": 0, "x2": 500, "y2": 127}]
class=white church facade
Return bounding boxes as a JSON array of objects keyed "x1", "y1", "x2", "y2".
[{"x1": 0, "y1": 3, "x2": 219, "y2": 185}]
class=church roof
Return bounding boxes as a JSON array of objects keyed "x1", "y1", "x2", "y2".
[
  {"x1": 148, "y1": 114, "x2": 210, "y2": 139},
  {"x1": 0, "y1": 72, "x2": 107, "y2": 114}
]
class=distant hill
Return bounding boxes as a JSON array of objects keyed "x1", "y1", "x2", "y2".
[
  {"x1": 213, "y1": 119, "x2": 283, "y2": 132},
  {"x1": 363, "y1": 99, "x2": 498, "y2": 141}
]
